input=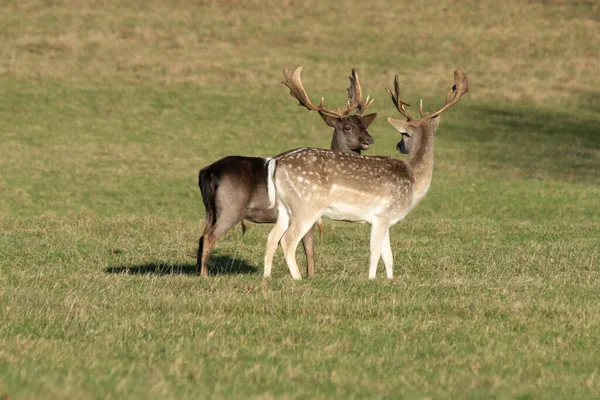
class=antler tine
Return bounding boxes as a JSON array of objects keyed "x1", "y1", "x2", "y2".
[
  {"x1": 282, "y1": 66, "x2": 346, "y2": 117},
  {"x1": 345, "y1": 68, "x2": 373, "y2": 115},
  {"x1": 422, "y1": 70, "x2": 469, "y2": 120},
  {"x1": 385, "y1": 74, "x2": 413, "y2": 121}
]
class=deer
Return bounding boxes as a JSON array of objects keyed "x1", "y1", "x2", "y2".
[
  {"x1": 263, "y1": 70, "x2": 468, "y2": 280},
  {"x1": 197, "y1": 66, "x2": 377, "y2": 277}
]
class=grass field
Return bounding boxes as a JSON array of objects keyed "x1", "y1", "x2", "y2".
[{"x1": 1, "y1": 0, "x2": 599, "y2": 398}]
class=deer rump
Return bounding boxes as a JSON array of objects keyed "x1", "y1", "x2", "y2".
[{"x1": 199, "y1": 156, "x2": 277, "y2": 229}]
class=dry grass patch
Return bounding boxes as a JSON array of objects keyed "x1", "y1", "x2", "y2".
[{"x1": 1, "y1": 0, "x2": 598, "y2": 105}]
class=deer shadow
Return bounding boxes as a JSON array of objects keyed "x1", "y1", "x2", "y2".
[{"x1": 105, "y1": 255, "x2": 258, "y2": 276}]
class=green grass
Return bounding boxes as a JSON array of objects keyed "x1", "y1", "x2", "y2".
[{"x1": 1, "y1": 0, "x2": 599, "y2": 398}]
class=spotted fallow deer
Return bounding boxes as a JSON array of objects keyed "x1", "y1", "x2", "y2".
[
  {"x1": 197, "y1": 66, "x2": 376, "y2": 277},
  {"x1": 264, "y1": 70, "x2": 468, "y2": 279}
]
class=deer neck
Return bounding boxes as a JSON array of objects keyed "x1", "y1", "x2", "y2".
[
  {"x1": 330, "y1": 133, "x2": 361, "y2": 155},
  {"x1": 407, "y1": 132, "x2": 434, "y2": 203}
]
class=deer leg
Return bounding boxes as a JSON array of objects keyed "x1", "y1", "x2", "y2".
[
  {"x1": 381, "y1": 229, "x2": 394, "y2": 279},
  {"x1": 264, "y1": 204, "x2": 289, "y2": 278},
  {"x1": 199, "y1": 232, "x2": 217, "y2": 277},
  {"x1": 199, "y1": 210, "x2": 244, "y2": 276},
  {"x1": 301, "y1": 225, "x2": 316, "y2": 277},
  {"x1": 197, "y1": 208, "x2": 215, "y2": 276},
  {"x1": 368, "y1": 220, "x2": 389, "y2": 279},
  {"x1": 197, "y1": 235, "x2": 205, "y2": 274},
  {"x1": 281, "y1": 214, "x2": 320, "y2": 280}
]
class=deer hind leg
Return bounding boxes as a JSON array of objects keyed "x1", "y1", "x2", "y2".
[
  {"x1": 301, "y1": 225, "x2": 316, "y2": 277},
  {"x1": 264, "y1": 203, "x2": 289, "y2": 278},
  {"x1": 381, "y1": 229, "x2": 394, "y2": 279},
  {"x1": 368, "y1": 220, "x2": 390, "y2": 279},
  {"x1": 198, "y1": 232, "x2": 217, "y2": 277},
  {"x1": 281, "y1": 211, "x2": 322, "y2": 280},
  {"x1": 199, "y1": 207, "x2": 244, "y2": 276},
  {"x1": 197, "y1": 236, "x2": 205, "y2": 275},
  {"x1": 197, "y1": 207, "x2": 215, "y2": 276}
]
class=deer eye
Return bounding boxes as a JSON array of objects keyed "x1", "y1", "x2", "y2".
[{"x1": 343, "y1": 126, "x2": 351, "y2": 131}]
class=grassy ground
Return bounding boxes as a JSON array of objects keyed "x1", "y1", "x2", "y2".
[{"x1": 1, "y1": 0, "x2": 599, "y2": 398}]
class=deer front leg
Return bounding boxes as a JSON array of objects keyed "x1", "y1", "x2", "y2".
[
  {"x1": 381, "y1": 229, "x2": 394, "y2": 279},
  {"x1": 264, "y1": 204, "x2": 289, "y2": 278},
  {"x1": 369, "y1": 220, "x2": 390, "y2": 279}
]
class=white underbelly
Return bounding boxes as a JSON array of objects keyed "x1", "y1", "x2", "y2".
[
  {"x1": 321, "y1": 184, "x2": 395, "y2": 223},
  {"x1": 322, "y1": 202, "x2": 376, "y2": 223}
]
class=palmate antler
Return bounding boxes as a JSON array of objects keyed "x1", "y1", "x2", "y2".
[
  {"x1": 346, "y1": 68, "x2": 374, "y2": 115},
  {"x1": 385, "y1": 74, "x2": 413, "y2": 121},
  {"x1": 421, "y1": 70, "x2": 469, "y2": 120},
  {"x1": 387, "y1": 70, "x2": 469, "y2": 121},
  {"x1": 282, "y1": 66, "x2": 374, "y2": 117}
]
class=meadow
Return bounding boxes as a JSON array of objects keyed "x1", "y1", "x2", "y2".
[{"x1": 1, "y1": 0, "x2": 599, "y2": 398}]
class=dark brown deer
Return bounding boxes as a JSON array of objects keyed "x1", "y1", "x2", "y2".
[
  {"x1": 264, "y1": 70, "x2": 468, "y2": 279},
  {"x1": 197, "y1": 66, "x2": 377, "y2": 276}
]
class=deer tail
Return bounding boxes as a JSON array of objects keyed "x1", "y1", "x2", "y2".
[
  {"x1": 199, "y1": 166, "x2": 218, "y2": 228},
  {"x1": 266, "y1": 158, "x2": 277, "y2": 208}
]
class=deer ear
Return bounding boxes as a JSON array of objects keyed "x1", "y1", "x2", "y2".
[
  {"x1": 361, "y1": 113, "x2": 377, "y2": 128},
  {"x1": 387, "y1": 117, "x2": 412, "y2": 137},
  {"x1": 319, "y1": 111, "x2": 339, "y2": 128}
]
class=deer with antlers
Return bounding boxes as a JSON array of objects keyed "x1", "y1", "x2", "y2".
[
  {"x1": 264, "y1": 70, "x2": 468, "y2": 279},
  {"x1": 197, "y1": 66, "x2": 376, "y2": 276}
]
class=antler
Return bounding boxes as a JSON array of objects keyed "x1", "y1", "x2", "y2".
[
  {"x1": 421, "y1": 70, "x2": 469, "y2": 120},
  {"x1": 346, "y1": 68, "x2": 374, "y2": 115},
  {"x1": 385, "y1": 74, "x2": 413, "y2": 121},
  {"x1": 282, "y1": 66, "x2": 373, "y2": 117}
]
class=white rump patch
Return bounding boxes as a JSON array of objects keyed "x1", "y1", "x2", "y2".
[{"x1": 266, "y1": 158, "x2": 277, "y2": 208}]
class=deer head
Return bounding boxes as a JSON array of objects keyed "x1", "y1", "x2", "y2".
[
  {"x1": 386, "y1": 70, "x2": 469, "y2": 157},
  {"x1": 282, "y1": 66, "x2": 377, "y2": 154}
]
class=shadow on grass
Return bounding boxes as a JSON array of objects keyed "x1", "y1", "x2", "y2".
[
  {"x1": 105, "y1": 255, "x2": 258, "y2": 276},
  {"x1": 451, "y1": 99, "x2": 600, "y2": 183}
]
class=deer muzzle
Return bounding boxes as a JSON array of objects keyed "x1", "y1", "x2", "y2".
[
  {"x1": 360, "y1": 135, "x2": 374, "y2": 150},
  {"x1": 397, "y1": 139, "x2": 409, "y2": 154}
]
